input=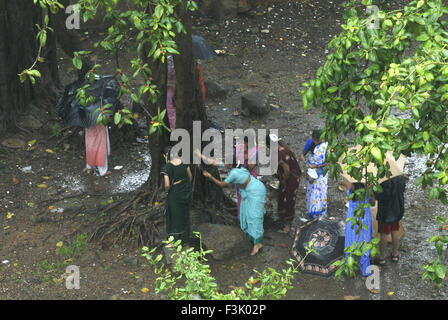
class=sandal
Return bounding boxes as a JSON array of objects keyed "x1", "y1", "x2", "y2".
[
  {"x1": 372, "y1": 258, "x2": 386, "y2": 266},
  {"x1": 391, "y1": 255, "x2": 399, "y2": 263}
]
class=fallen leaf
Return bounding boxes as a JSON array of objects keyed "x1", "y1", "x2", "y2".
[
  {"x1": 37, "y1": 184, "x2": 48, "y2": 188},
  {"x1": 369, "y1": 289, "x2": 379, "y2": 294},
  {"x1": 6, "y1": 212, "x2": 14, "y2": 219},
  {"x1": 56, "y1": 241, "x2": 63, "y2": 248},
  {"x1": 45, "y1": 149, "x2": 54, "y2": 153},
  {"x1": 48, "y1": 206, "x2": 54, "y2": 210},
  {"x1": 27, "y1": 139, "x2": 37, "y2": 146},
  {"x1": 233, "y1": 111, "x2": 239, "y2": 116},
  {"x1": 247, "y1": 278, "x2": 259, "y2": 285},
  {"x1": 64, "y1": 259, "x2": 73, "y2": 263},
  {"x1": 4, "y1": 226, "x2": 10, "y2": 230},
  {"x1": 53, "y1": 278, "x2": 64, "y2": 284},
  {"x1": 279, "y1": 243, "x2": 288, "y2": 248},
  {"x1": 229, "y1": 285, "x2": 245, "y2": 290},
  {"x1": 141, "y1": 288, "x2": 149, "y2": 293},
  {"x1": 387, "y1": 291, "x2": 395, "y2": 296},
  {"x1": 344, "y1": 295, "x2": 360, "y2": 300},
  {"x1": 12, "y1": 177, "x2": 19, "y2": 184}
]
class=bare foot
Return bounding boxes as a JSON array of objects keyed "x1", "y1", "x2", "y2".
[
  {"x1": 250, "y1": 243, "x2": 263, "y2": 256},
  {"x1": 278, "y1": 224, "x2": 291, "y2": 234}
]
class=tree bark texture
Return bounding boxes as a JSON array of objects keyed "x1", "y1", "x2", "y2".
[{"x1": 0, "y1": 0, "x2": 59, "y2": 133}]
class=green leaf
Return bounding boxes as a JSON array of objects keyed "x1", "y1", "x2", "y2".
[
  {"x1": 114, "y1": 112, "x2": 122, "y2": 125},
  {"x1": 435, "y1": 264, "x2": 446, "y2": 280},
  {"x1": 370, "y1": 147, "x2": 382, "y2": 165}
]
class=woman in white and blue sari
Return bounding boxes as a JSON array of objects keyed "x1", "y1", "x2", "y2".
[{"x1": 301, "y1": 129, "x2": 328, "y2": 219}]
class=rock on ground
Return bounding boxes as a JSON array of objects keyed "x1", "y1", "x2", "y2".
[
  {"x1": 195, "y1": 223, "x2": 252, "y2": 260},
  {"x1": 241, "y1": 90, "x2": 270, "y2": 116}
]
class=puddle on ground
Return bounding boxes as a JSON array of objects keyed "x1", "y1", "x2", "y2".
[{"x1": 58, "y1": 138, "x2": 152, "y2": 195}]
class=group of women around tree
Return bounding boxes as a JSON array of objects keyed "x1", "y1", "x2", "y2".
[
  {"x1": 160, "y1": 129, "x2": 331, "y2": 256},
  {"x1": 160, "y1": 126, "x2": 406, "y2": 276}
]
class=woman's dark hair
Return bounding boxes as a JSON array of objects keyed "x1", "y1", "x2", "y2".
[
  {"x1": 312, "y1": 129, "x2": 321, "y2": 140},
  {"x1": 163, "y1": 146, "x2": 172, "y2": 161},
  {"x1": 232, "y1": 154, "x2": 241, "y2": 168}
]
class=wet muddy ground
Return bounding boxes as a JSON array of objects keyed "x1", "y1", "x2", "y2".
[{"x1": 0, "y1": 0, "x2": 447, "y2": 300}]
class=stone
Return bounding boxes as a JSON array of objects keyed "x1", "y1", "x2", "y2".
[
  {"x1": 1, "y1": 138, "x2": 25, "y2": 149},
  {"x1": 204, "y1": 77, "x2": 231, "y2": 100},
  {"x1": 238, "y1": 0, "x2": 251, "y2": 13},
  {"x1": 195, "y1": 223, "x2": 252, "y2": 260},
  {"x1": 124, "y1": 256, "x2": 138, "y2": 266},
  {"x1": 241, "y1": 91, "x2": 270, "y2": 116},
  {"x1": 17, "y1": 115, "x2": 42, "y2": 130},
  {"x1": 200, "y1": 0, "x2": 237, "y2": 21}
]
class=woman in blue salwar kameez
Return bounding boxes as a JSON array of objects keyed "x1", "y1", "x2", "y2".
[{"x1": 203, "y1": 163, "x2": 266, "y2": 256}]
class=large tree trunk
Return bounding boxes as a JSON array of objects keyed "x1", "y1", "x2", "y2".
[
  {"x1": 0, "y1": 0, "x2": 59, "y2": 133},
  {"x1": 140, "y1": 3, "x2": 236, "y2": 222}
]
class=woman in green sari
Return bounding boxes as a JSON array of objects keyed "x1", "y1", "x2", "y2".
[{"x1": 161, "y1": 147, "x2": 193, "y2": 245}]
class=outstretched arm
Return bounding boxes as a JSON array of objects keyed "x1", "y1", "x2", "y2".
[
  {"x1": 203, "y1": 170, "x2": 231, "y2": 188},
  {"x1": 195, "y1": 149, "x2": 223, "y2": 168}
]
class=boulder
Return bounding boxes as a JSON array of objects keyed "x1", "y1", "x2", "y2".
[
  {"x1": 241, "y1": 91, "x2": 270, "y2": 116},
  {"x1": 200, "y1": 0, "x2": 237, "y2": 20},
  {"x1": 195, "y1": 223, "x2": 252, "y2": 260},
  {"x1": 18, "y1": 115, "x2": 42, "y2": 130},
  {"x1": 238, "y1": 0, "x2": 251, "y2": 13},
  {"x1": 204, "y1": 76, "x2": 231, "y2": 100}
]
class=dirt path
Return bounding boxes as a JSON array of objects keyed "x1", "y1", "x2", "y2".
[{"x1": 0, "y1": 0, "x2": 447, "y2": 300}]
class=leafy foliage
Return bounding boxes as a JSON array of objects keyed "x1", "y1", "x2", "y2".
[
  {"x1": 141, "y1": 233, "x2": 317, "y2": 300},
  {"x1": 302, "y1": 0, "x2": 448, "y2": 283}
]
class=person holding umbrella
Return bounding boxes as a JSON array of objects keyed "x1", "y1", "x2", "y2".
[
  {"x1": 56, "y1": 75, "x2": 121, "y2": 177},
  {"x1": 338, "y1": 146, "x2": 407, "y2": 266},
  {"x1": 164, "y1": 35, "x2": 214, "y2": 131},
  {"x1": 374, "y1": 175, "x2": 407, "y2": 265},
  {"x1": 85, "y1": 123, "x2": 111, "y2": 176}
]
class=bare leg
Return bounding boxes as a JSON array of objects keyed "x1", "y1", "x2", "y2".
[
  {"x1": 391, "y1": 230, "x2": 400, "y2": 258},
  {"x1": 379, "y1": 233, "x2": 389, "y2": 261}
]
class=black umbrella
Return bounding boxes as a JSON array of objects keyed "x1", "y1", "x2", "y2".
[
  {"x1": 192, "y1": 35, "x2": 216, "y2": 60},
  {"x1": 56, "y1": 75, "x2": 121, "y2": 128},
  {"x1": 290, "y1": 218, "x2": 345, "y2": 277}
]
